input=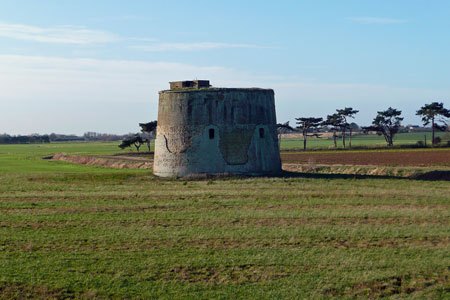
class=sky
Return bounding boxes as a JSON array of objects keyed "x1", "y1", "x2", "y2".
[{"x1": 1, "y1": 0, "x2": 449, "y2": 135}]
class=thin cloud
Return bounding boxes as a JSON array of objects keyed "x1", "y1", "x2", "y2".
[
  {"x1": 91, "y1": 15, "x2": 150, "y2": 22},
  {"x1": 349, "y1": 17, "x2": 407, "y2": 24},
  {"x1": 128, "y1": 37, "x2": 158, "y2": 42},
  {"x1": 0, "y1": 22, "x2": 119, "y2": 44},
  {"x1": 130, "y1": 42, "x2": 278, "y2": 51},
  {"x1": 1, "y1": 55, "x2": 447, "y2": 135}
]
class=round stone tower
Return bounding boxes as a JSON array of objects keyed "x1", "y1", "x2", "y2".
[{"x1": 153, "y1": 80, "x2": 281, "y2": 177}]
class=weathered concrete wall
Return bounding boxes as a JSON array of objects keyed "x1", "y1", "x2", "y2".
[{"x1": 153, "y1": 88, "x2": 281, "y2": 177}]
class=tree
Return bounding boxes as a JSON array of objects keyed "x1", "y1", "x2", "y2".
[
  {"x1": 349, "y1": 122, "x2": 360, "y2": 132},
  {"x1": 277, "y1": 121, "x2": 294, "y2": 149},
  {"x1": 139, "y1": 121, "x2": 157, "y2": 152},
  {"x1": 362, "y1": 107, "x2": 403, "y2": 147},
  {"x1": 323, "y1": 113, "x2": 343, "y2": 148},
  {"x1": 295, "y1": 117, "x2": 323, "y2": 151},
  {"x1": 119, "y1": 134, "x2": 145, "y2": 152},
  {"x1": 416, "y1": 102, "x2": 450, "y2": 145},
  {"x1": 336, "y1": 107, "x2": 359, "y2": 148},
  {"x1": 118, "y1": 138, "x2": 133, "y2": 150}
]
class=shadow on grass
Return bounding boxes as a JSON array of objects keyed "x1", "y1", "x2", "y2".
[
  {"x1": 277, "y1": 170, "x2": 401, "y2": 180},
  {"x1": 179, "y1": 170, "x2": 449, "y2": 182},
  {"x1": 276, "y1": 170, "x2": 450, "y2": 181},
  {"x1": 190, "y1": 170, "x2": 449, "y2": 182}
]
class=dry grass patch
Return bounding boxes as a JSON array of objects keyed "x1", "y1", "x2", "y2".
[
  {"x1": 160, "y1": 264, "x2": 300, "y2": 285},
  {"x1": 324, "y1": 267, "x2": 450, "y2": 299},
  {"x1": 0, "y1": 282, "x2": 104, "y2": 300}
]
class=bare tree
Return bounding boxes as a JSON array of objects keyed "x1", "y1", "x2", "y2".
[
  {"x1": 336, "y1": 107, "x2": 359, "y2": 148},
  {"x1": 277, "y1": 121, "x2": 295, "y2": 149},
  {"x1": 323, "y1": 113, "x2": 343, "y2": 148},
  {"x1": 295, "y1": 117, "x2": 323, "y2": 151}
]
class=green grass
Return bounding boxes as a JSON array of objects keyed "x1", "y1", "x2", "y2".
[
  {"x1": 0, "y1": 142, "x2": 449, "y2": 299},
  {"x1": 0, "y1": 142, "x2": 150, "y2": 173},
  {"x1": 280, "y1": 131, "x2": 449, "y2": 150}
]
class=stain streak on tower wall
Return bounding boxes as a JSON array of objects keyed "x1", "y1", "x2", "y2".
[{"x1": 153, "y1": 82, "x2": 281, "y2": 177}]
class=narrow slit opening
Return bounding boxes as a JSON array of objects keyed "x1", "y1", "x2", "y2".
[{"x1": 259, "y1": 128, "x2": 265, "y2": 138}]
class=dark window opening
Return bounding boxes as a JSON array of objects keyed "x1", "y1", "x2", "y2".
[
  {"x1": 259, "y1": 128, "x2": 265, "y2": 138},
  {"x1": 209, "y1": 128, "x2": 215, "y2": 139}
]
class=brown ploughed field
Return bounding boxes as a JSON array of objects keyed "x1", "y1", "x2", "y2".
[{"x1": 281, "y1": 149, "x2": 450, "y2": 167}]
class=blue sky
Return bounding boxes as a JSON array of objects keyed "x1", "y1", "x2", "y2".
[{"x1": 1, "y1": 0, "x2": 449, "y2": 134}]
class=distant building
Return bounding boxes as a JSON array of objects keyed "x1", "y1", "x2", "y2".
[{"x1": 406, "y1": 125, "x2": 430, "y2": 132}]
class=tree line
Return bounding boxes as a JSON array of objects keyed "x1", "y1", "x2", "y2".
[
  {"x1": 120, "y1": 102, "x2": 449, "y2": 152},
  {"x1": 0, "y1": 132, "x2": 137, "y2": 144},
  {"x1": 279, "y1": 102, "x2": 450, "y2": 151},
  {"x1": 0, "y1": 134, "x2": 51, "y2": 144}
]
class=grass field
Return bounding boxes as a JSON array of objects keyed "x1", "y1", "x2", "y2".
[
  {"x1": 0, "y1": 142, "x2": 144, "y2": 173},
  {"x1": 0, "y1": 141, "x2": 449, "y2": 299},
  {"x1": 280, "y1": 132, "x2": 449, "y2": 150}
]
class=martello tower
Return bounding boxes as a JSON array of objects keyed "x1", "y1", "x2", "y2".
[{"x1": 153, "y1": 80, "x2": 281, "y2": 177}]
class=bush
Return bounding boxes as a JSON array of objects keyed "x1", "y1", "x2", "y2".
[{"x1": 416, "y1": 141, "x2": 425, "y2": 147}]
